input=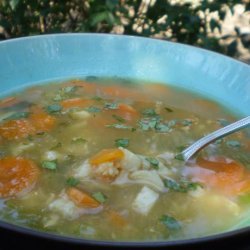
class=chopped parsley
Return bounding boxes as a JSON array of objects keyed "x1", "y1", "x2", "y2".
[
  {"x1": 106, "y1": 124, "x2": 133, "y2": 130},
  {"x1": 138, "y1": 117, "x2": 159, "y2": 131},
  {"x1": 115, "y1": 138, "x2": 129, "y2": 148},
  {"x1": 146, "y1": 157, "x2": 159, "y2": 169},
  {"x1": 53, "y1": 86, "x2": 77, "y2": 101},
  {"x1": 46, "y1": 104, "x2": 62, "y2": 114},
  {"x1": 104, "y1": 102, "x2": 118, "y2": 110},
  {"x1": 92, "y1": 192, "x2": 107, "y2": 203},
  {"x1": 41, "y1": 160, "x2": 57, "y2": 170},
  {"x1": 85, "y1": 106, "x2": 101, "y2": 113},
  {"x1": 160, "y1": 215, "x2": 181, "y2": 230},
  {"x1": 163, "y1": 178, "x2": 202, "y2": 193},
  {"x1": 5, "y1": 111, "x2": 30, "y2": 120},
  {"x1": 92, "y1": 96, "x2": 103, "y2": 101},
  {"x1": 155, "y1": 122, "x2": 170, "y2": 132},
  {"x1": 226, "y1": 140, "x2": 241, "y2": 148},
  {"x1": 217, "y1": 118, "x2": 229, "y2": 127},
  {"x1": 174, "y1": 153, "x2": 185, "y2": 161},
  {"x1": 165, "y1": 107, "x2": 173, "y2": 112},
  {"x1": 112, "y1": 114, "x2": 126, "y2": 123},
  {"x1": 142, "y1": 108, "x2": 158, "y2": 117},
  {"x1": 66, "y1": 177, "x2": 80, "y2": 187},
  {"x1": 62, "y1": 86, "x2": 77, "y2": 93},
  {"x1": 182, "y1": 119, "x2": 192, "y2": 126}
]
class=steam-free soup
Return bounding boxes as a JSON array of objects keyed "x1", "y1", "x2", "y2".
[{"x1": 0, "y1": 78, "x2": 249, "y2": 241}]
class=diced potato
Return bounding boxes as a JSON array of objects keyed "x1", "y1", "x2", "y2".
[
  {"x1": 74, "y1": 160, "x2": 92, "y2": 179},
  {"x1": 129, "y1": 170, "x2": 164, "y2": 192},
  {"x1": 69, "y1": 110, "x2": 91, "y2": 120},
  {"x1": 49, "y1": 195, "x2": 80, "y2": 220},
  {"x1": 120, "y1": 147, "x2": 142, "y2": 172},
  {"x1": 43, "y1": 150, "x2": 58, "y2": 161},
  {"x1": 132, "y1": 186, "x2": 159, "y2": 215}
]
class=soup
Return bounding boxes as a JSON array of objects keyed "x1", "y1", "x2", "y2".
[{"x1": 0, "y1": 78, "x2": 249, "y2": 241}]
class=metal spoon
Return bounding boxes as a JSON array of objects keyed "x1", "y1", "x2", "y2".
[{"x1": 181, "y1": 116, "x2": 250, "y2": 162}]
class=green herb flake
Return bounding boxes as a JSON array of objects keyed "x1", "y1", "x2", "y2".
[
  {"x1": 5, "y1": 112, "x2": 30, "y2": 120},
  {"x1": 66, "y1": 177, "x2": 80, "y2": 187},
  {"x1": 46, "y1": 104, "x2": 62, "y2": 114},
  {"x1": 174, "y1": 153, "x2": 185, "y2": 161},
  {"x1": 155, "y1": 123, "x2": 170, "y2": 133},
  {"x1": 62, "y1": 86, "x2": 77, "y2": 93},
  {"x1": 85, "y1": 106, "x2": 101, "y2": 113},
  {"x1": 146, "y1": 157, "x2": 159, "y2": 169},
  {"x1": 92, "y1": 96, "x2": 103, "y2": 101},
  {"x1": 104, "y1": 102, "x2": 118, "y2": 110},
  {"x1": 181, "y1": 119, "x2": 192, "y2": 126},
  {"x1": 226, "y1": 140, "x2": 241, "y2": 148},
  {"x1": 115, "y1": 138, "x2": 129, "y2": 148},
  {"x1": 112, "y1": 114, "x2": 126, "y2": 123},
  {"x1": 165, "y1": 107, "x2": 173, "y2": 112},
  {"x1": 71, "y1": 137, "x2": 87, "y2": 143},
  {"x1": 163, "y1": 178, "x2": 202, "y2": 193},
  {"x1": 92, "y1": 192, "x2": 107, "y2": 203},
  {"x1": 160, "y1": 215, "x2": 181, "y2": 230},
  {"x1": 106, "y1": 124, "x2": 132, "y2": 130},
  {"x1": 142, "y1": 108, "x2": 158, "y2": 117},
  {"x1": 41, "y1": 160, "x2": 57, "y2": 170},
  {"x1": 138, "y1": 117, "x2": 159, "y2": 131},
  {"x1": 217, "y1": 118, "x2": 229, "y2": 127}
]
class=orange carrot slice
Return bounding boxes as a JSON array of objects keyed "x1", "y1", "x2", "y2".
[
  {"x1": 29, "y1": 111, "x2": 56, "y2": 132},
  {"x1": 0, "y1": 157, "x2": 40, "y2": 198},
  {"x1": 90, "y1": 149, "x2": 124, "y2": 165},
  {"x1": 67, "y1": 187, "x2": 100, "y2": 208},
  {"x1": 0, "y1": 97, "x2": 20, "y2": 109},
  {"x1": 0, "y1": 107, "x2": 56, "y2": 140},
  {"x1": 0, "y1": 119, "x2": 35, "y2": 140},
  {"x1": 106, "y1": 209, "x2": 127, "y2": 227},
  {"x1": 195, "y1": 157, "x2": 246, "y2": 195},
  {"x1": 61, "y1": 98, "x2": 94, "y2": 109}
]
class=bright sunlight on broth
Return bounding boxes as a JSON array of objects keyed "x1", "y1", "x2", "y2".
[{"x1": 0, "y1": 78, "x2": 249, "y2": 241}]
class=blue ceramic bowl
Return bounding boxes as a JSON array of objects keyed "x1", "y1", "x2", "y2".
[{"x1": 0, "y1": 34, "x2": 249, "y2": 249}]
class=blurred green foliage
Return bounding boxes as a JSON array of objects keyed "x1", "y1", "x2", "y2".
[{"x1": 0, "y1": 0, "x2": 249, "y2": 59}]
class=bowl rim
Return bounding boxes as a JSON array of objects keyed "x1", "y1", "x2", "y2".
[
  {"x1": 0, "y1": 33, "x2": 250, "y2": 246},
  {"x1": 0, "y1": 32, "x2": 249, "y2": 69}
]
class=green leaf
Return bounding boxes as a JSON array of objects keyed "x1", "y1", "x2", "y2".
[
  {"x1": 62, "y1": 86, "x2": 77, "y2": 93},
  {"x1": 142, "y1": 108, "x2": 158, "y2": 117},
  {"x1": 5, "y1": 112, "x2": 30, "y2": 120},
  {"x1": 112, "y1": 114, "x2": 125, "y2": 123},
  {"x1": 92, "y1": 96, "x2": 103, "y2": 101},
  {"x1": 115, "y1": 138, "x2": 129, "y2": 148},
  {"x1": 174, "y1": 153, "x2": 184, "y2": 161},
  {"x1": 92, "y1": 192, "x2": 107, "y2": 203},
  {"x1": 226, "y1": 140, "x2": 241, "y2": 148},
  {"x1": 163, "y1": 178, "x2": 202, "y2": 193},
  {"x1": 85, "y1": 106, "x2": 101, "y2": 113},
  {"x1": 106, "y1": 124, "x2": 132, "y2": 129},
  {"x1": 50, "y1": 142, "x2": 62, "y2": 150},
  {"x1": 66, "y1": 177, "x2": 80, "y2": 187},
  {"x1": 46, "y1": 104, "x2": 62, "y2": 114},
  {"x1": 90, "y1": 12, "x2": 108, "y2": 27},
  {"x1": 155, "y1": 123, "x2": 170, "y2": 132},
  {"x1": 104, "y1": 102, "x2": 118, "y2": 110},
  {"x1": 165, "y1": 107, "x2": 173, "y2": 112},
  {"x1": 42, "y1": 160, "x2": 57, "y2": 170},
  {"x1": 138, "y1": 117, "x2": 159, "y2": 131},
  {"x1": 146, "y1": 157, "x2": 159, "y2": 169},
  {"x1": 160, "y1": 215, "x2": 181, "y2": 230}
]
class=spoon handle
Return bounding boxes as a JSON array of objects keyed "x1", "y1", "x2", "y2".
[{"x1": 182, "y1": 116, "x2": 250, "y2": 162}]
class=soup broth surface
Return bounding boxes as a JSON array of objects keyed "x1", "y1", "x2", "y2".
[{"x1": 0, "y1": 78, "x2": 249, "y2": 241}]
